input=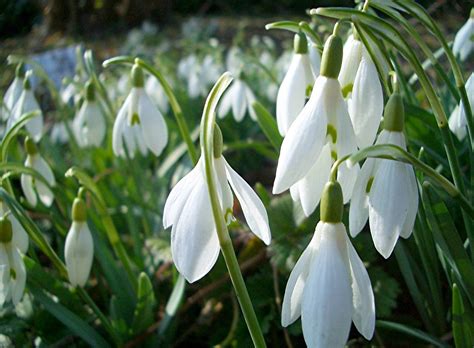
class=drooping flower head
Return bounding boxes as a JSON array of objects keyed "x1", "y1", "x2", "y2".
[
  {"x1": 113, "y1": 64, "x2": 168, "y2": 158},
  {"x1": 73, "y1": 80, "x2": 106, "y2": 147},
  {"x1": 449, "y1": 72, "x2": 473, "y2": 141},
  {"x1": 2, "y1": 63, "x2": 25, "y2": 121},
  {"x1": 65, "y1": 196, "x2": 94, "y2": 287},
  {"x1": 273, "y1": 28, "x2": 359, "y2": 216},
  {"x1": 0, "y1": 217, "x2": 27, "y2": 308},
  {"x1": 350, "y1": 91, "x2": 418, "y2": 258},
  {"x1": 282, "y1": 181, "x2": 375, "y2": 347},
  {"x1": 452, "y1": 8, "x2": 473, "y2": 62},
  {"x1": 21, "y1": 137, "x2": 56, "y2": 207},
  {"x1": 217, "y1": 74, "x2": 258, "y2": 122}
]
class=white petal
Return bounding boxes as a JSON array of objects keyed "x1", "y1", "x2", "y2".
[
  {"x1": 297, "y1": 143, "x2": 332, "y2": 216},
  {"x1": 449, "y1": 104, "x2": 467, "y2": 141},
  {"x1": 400, "y1": 165, "x2": 418, "y2": 239},
  {"x1": 11, "y1": 216, "x2": 29, "y2": 254},
  {"x1": 308, "y1": 44, "x2": 321, "y2": 78},
  {"x1": 346, "y1": 235, "x2": 375, "y2": 339},
  {"x1": 273, "y1": 77, "x2": 338, "y2": 194},
  {"x1": 232, "y1": 80, "x2": 247, "y2": 122},
  {"x1": 34, "y1": 156, "x2": 56, "y2": 186},
  {"x1": 281, "y1": 223, "x2": 322, "y2": 326},
  {"x1": 245, "y1": 87, "x2": 258, "y2": 121},
  {"x1": 369, "y1": 159, "x2": 410, "y2": 258},
  {"x1": 0, "y1": 246, "x2": 10, "y2": 306},
  {"x1": 10, "y1": 246, "x2": 26, "y2": 305},
  {"x1": 21, "y1": 174, "x2": 37, "y2": 207},
  {"x1": 83, "y1": 103, "x2": 106, "y2": 147},
  {"x1": 349, "y1": 51, "x2": 383, "y2": 148},
  {"x1": 301, "y1": 222, "x2": 352, "y2": 348},
  {"x1": 224, "y1": 159, "x2": 271, "y2": 245},
  {"x1": 217, "y1": 87, "x2": 233, "y2": 118},
  {"x1": 453, "y1": 18, "x2": 473, "y2": 61},
  {"x1": 3, "y1": 77, "x2": 23, "y2": 119},
  {"x1": 65, "y1": 222, "x2": 94, "y2": 287},
  {"x1": 339, "y1": 35, "x2": 363, "y2": 92},
  {"x1": 138, "y1": 90, "x2": 168, "y2": 156},
  {"x1": 289, "y1": 183, "x2": 300, "y2": 202},
  {"x1": 73, "y1": 102, "x2": 88, "y2": 147},
  {"x1": 171, "y1": 165, "x2": 220, "y2": 283},
  {"x1": 215, "y1": 157, "x2": 234, "y2": 217},
  {"x1": 112, "y1": 93, "x2": 130, "y2": 157},
  {"x1": 23, "y1": 91, "x2": 43, "y2": 141}
]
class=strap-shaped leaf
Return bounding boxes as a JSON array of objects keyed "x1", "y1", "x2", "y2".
[{"x1": 252, "y1": 101, "x2": 282, "y2": 152}]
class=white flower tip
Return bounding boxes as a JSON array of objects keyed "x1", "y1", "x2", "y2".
[
  {"x1": 347, "y1": 159, "x2": 356, "y2": 169},
  {"x1": 375, "y1": 242, "x2": 394, "y2": 259}
]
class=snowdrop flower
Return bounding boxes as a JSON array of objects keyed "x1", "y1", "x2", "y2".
[
  {"x1": 0, "y1": 202, "x2": 28, "y2": 254},
  {"x1": 276, "y1": 32, "x2": 315, "y2": 136},
  {"x1": 163, "y1": 126, "x2": 271, "y2": 283},
  {"x1": 113, "y1": 64, "x2": 168, "y2": 158},
  {"x1": 453, "y1": 9, "x2": 473, "y2": 62},
  {"x1": 449, "y1": 73, "x2": 473, "y2": 141},
  {"x1": 282, "y1": 181, "x2": 375, "y2": 347},
  {"x1": 145, "y1": 76, "x2": 169, "y2": 114},
  {"x1": 2, "y1": 63, "x2": 25, "y2": 121},
  {"x1": 50, "y1": 121, "x2": 71, "y2": 144},
  {"x1": 21, "y1": 137, "x2": 56, "y2": 207},
  {"x1": 218, "y1": 77, "x2": 257, "y2": 122},
  {"x1": 0, "y1": 217, "x2": 27, "y2": 307},
  {"x1": 65, "y1": 197, "x2": 94, "y2": 287},
  {"x1": 73, "y1": 81, "x2": 106, "y2": 147},
  {"x1": 350, "y1": 92, "x2": 418, "y2": 258},
  {"x1": 339, "y1": 34, "x2": 384, "y2": 148},
  {"x1": 273, "y1": 32, "x2": 359, "y2": 216},
  {"x1": 7, "y1": 73, "x2": 43, "y2": 142}
]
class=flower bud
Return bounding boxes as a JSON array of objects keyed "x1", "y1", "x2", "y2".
[
  {"x1": 131, "y1": 64, "x2": 145, "y2": 88},
  {"x1": 85, "y1": 80, "x2": 95, "y2": 102},
  {"x1": 24, "y1": 136, "x2": 38, "y2": 156},
  {"x1": 383, "y1": 93, "x2": 405, "y2": 132},
  {"x1": 320, "y1": 34, "x2": 343, "y2": 79},
  {"x1": 0, "y1": 217, "x2": 13, "y2": 243},
  {"x1": 320, "y1": 181, "x2": 343, "y2": 223},
  {"x1": 72, "y1": 198, "x2": 87, "y2": 222},
  {"x1": 213, "y1": 124, "x2": 223, "y2": 158},
  {"x1": 294, "y1": 32, "x2": 308, "y2": 54}
]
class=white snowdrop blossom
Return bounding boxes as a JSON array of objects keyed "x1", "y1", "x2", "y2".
[
  {"x1": 282, "y1": 181, "x2": 375, "y2": 348},
  {"x1": 273, "y1": 34, "x2": 359, "y2": 216},
  {"x1": 50, "y1": 121, "x2": 71, "y2": 144},
  {"x1": 339, "y1": 35, "x2": 384, "y2": 148},
  {"x1": 178, "y1": 54, "x2": 222, "y2": 98},
  {"x1": 113, "y1": 65, "x2": 168, "y2": 158},
  {"x1": 2, "y1": 64, "x2": 25, "y2": 121},
  {"x1": 350, "y1": 93, "x2": 418, "y2": 258},
  {"x1": 7, "y1": 74, "x2": 43, "y2": 142},
  {"x1": 73, "y1": 81, "x2": 106, "y2": 147},
  {"x1": 453, "y1": 9, "x2": 473, "y2": 61},
  {"x1": 0, "y1": 202, "x2": 28, "y2": 254},
  {"x1": 218, "y1": 78, "x2": 257, "y2": 122},
  {"x1": 0, "y1": 217, "x2": 27, "y2": 308},
  {"x1": 163, "y1": 128, "x2": 271, "y2": 283},
  {"x1": 276, "y1": 32, "x2": 315, "y2": 136},
  {"x1": 145, "y1": 76, "x2": 170, "y2": 114},
  {"x1": 449, "y1": 73, "x2": 473, "y2": 141},
  {"x1": 21, "y1": 138, "x2": 56, "y2": 207},
  {"x1": 65, "y1": 198, "x2": 94, "y2": 287}
]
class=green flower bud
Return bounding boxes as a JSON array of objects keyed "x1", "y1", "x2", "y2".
[
  {"x1": 320, "y1": 181, "x2": 343, "y2": 223},
  {"x1": 320, "y1": 34, "x2": 343, "y2": 79},
  {"x1": 0, "y1": 217, "x2": 13, "y2": 244},
  {"x1": 24, "y1": 136, "x2": 38, "y2": 155},
  {"x1": 294, "y1": 32, "x2": 308, "y2": 54},
  {"x1": 16, "y1": 62, "x2": 25, "y2": 79},
  {"x1": 131, "y1": 64, "x2": 144, "y2": 88},
  {"x1": 213, "y1": 124, "x2": 223, "y2": 158},
  {"x1": 85, "y1": 80, "x2": 96, "y2": 102},
  {"x1": 72, "y1": 198, "x2": 87, "y2": 222},
  {"x1": 383, "y1": 93, "x2": 405, "y2": 132}
]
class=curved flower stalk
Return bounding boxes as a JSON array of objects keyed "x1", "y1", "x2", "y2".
[
  {"x1": 449, "y1": 72, "x2": 473, "y2": 141},
  {"x1": 65, "y1": 196, "x2": 94, "y2": 287},
  {"x1": 163, "y1": 126, "x2": 271, "y2": 283},
  {"x1": 0, "y1": 202, "x2": 28, "y2": 254},
  {"x1": 145, "y1": 76, "x2": 170, "y2": 114},
  {"x1": 113, "y1": 64, "x2": 168, "y2": 158},
  {"x1": 7, "y1": 72, "x2": 43, "y2": 142},
  {"x1": 21, "y1": 137, "x2": 56, "y2": 207},
  {"x1": 0, "y1": 217, "x2": 27, "y2": 307},
  {"x1": 217, "y1": 77, "x2": 257, "y2": 122},
  {"x1": 2, "y1": 63, "x2": 25, "y2": 121},
  {"x1": 73, "y1": 81, "x2": 106, "y2": 147},
  {"x1": 453, "y1": 9, "x2": 473, "y2": 62},
  {"x1": 273, "y1": 30, "x2": 359, "y2": 216},
  {"x1": 282, "y1": 181, "x2": 375, "y2": 347},
  {"x1": 350, "y1": 92, "x2": 418, "y2": 258},
  {"x1": 339, "y1": 34, "x2": 384, "y2": 149},
  {"x1": 276, "y1": 32, "x2": 315, "y2": 136}
]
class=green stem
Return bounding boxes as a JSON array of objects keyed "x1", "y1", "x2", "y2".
[{"x1": 201, "y1": 73, "x2": 266, "y2": 347}]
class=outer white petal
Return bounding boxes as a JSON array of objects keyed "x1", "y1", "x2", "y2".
[
  {"x1": 448, "y1": 105, "x2": 467, "y2": 141},
  {"x1": 33, "y1": 155, "x2": 55, "y2": 207},
  {"x1": 301, "y1": 222, "x2": 352, "y2": 348},
  {"x1": 138, "y1": 90, "x2": 168, "y2": 156},
  {"x1": 273, "y1": 77, "x2": 337, "y2": 194},
  {"x1": 231, "y1": 80, "x2": 247, "y2": 122},
  {"x1": 339, "y1": 35, "x2": 363, "y2": 92},
  {"x1": 349, "y1": 51, "x2": 383, "y2": 148},
  {"x1": 3, "y1": 77, "x2": 23, "y2": 120},
  {"x1": 400, "y1": 164, "x2": 418, "y2": 239},
  {"x1": 65, "y1": 222, "x2": 94, "y2": 287},
  {"x1": 83, "y1": 103, "x2": 106, "y2": 147},
  {"x1": 21, "y1": 174, "x2": 37, "y2": 207},
  {"x1": 349, "y1": 158, "x2": 376, "y2": 237},
  {"x1": 369, "y1": 159, "x2": 410, "y2": 258},
  {"x1": 215, "y1": 157, "x2": 234, "y2": 216},
  {"x1": 73, "y1": 102, "x2": 88, "y2": 147},
  {"x1": 171, "y1": 164, "x2": 220, "y2": 283},
  {"x1": 7, "y1": 92, "x2": 26, "y2": 131},
  {"x1": 217, "y1": 86, "x2": 233, "y2": 118},
  {"x1": 289, "y1": 183, "x2": 300, "y2": 202},
  {"x1": 224, "y1": 159, "x2": 271, "y2": 245},
  {"x1": 308, "y1": 44, "x2": 321, "y2": 78},
  {"x1": 23, "y1": 91, "x2": 43, "y2": 141},
  {"x1": 245, "y1": 87, "x2": 258, "y2": 121},
  {"x1": 453, "y1": 18, "x2": 473, "y2": 61},
  {"x1": 145, "y1": 77, "x2": 169, "y2": 114},
  {"x1": 11, "y1": 217, "x2": 29, "y2": 254},
  {"x1": 281, "y1": 223, "x2": 322, "y2": 326},
  {"x1": 345, "y1": 234, "x2": 375, "y2": 339},
  {"x1": 112, "y1": 93, "x2": 131, "y2": 157},
  {"x1": 9, "y1": 245, "x2": 26, "y2": 305},
  {"x1": 0, "y1": 246, "x2": 10, "y2": 306},
  {"x1": 297, "y1": 143, "x2": 332, "y2": 216},
  {"x1": 276, "y1": 54, "x2": 314, "y2": 136}
]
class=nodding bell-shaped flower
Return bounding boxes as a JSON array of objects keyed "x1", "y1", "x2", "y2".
[
  {"x1": 73, "y1": 81, "x2": 106, "y2": 147},
  {"x1": 21, "y1": 137, "x2": 56, "y2": 207},
  {"x1": 65, "y1": 196, "x2": 94, "y2": 287},
  {"x1": 339, "y1": 34, "x2": 384, "y2": 149},
  {"x1": 453, "y1": 9, "x2": 473, "y2": 62},
  {"x1": 281, "y1": 181, "x2": 375, "y2": 347},
  {"x1": 276, "y1": 32, "x2": 315, "y2": 136},
  {"x1": 113, "y1": 64, "x2": 168, "y2": 158},
  {"x1": 449, "y1": 72, "x2": 473, "y2": 141},
  {"x1": 163, "y1": 126, "x2": 271, "y2": 283},
  {"x1": 273, "y1": 30, "x2": 359, "y2": 216},
  {"x1": 7, "y1": 72, "x2": 43, "y2": 142},
  {"x1": 217, "y1": 76, "x2": 257, "y2": 122},
  {"x1": 0, "y1": 217, "x2": 27, "y2": 307},
  {"x1": 349, "y1": 93, "x2": 418, "y2": 258},
  {"x1": 2, "y1": 63, "x2": 25, "y2": 121},
  {"x1": 0, "y1": 202, "x2": 28, "y2": 254}
]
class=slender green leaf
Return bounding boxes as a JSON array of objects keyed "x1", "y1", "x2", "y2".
[
  {"x1": 251, "y1": 101, "x2": 282, "y2": 152},
  {"x1": 452, "y1": 283, "x2": 473, "y2": 348},
  {"x1": 376, "y1": 320, "x2": 449, "y2": 347}
]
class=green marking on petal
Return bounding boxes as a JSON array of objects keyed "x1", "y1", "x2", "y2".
[
  {"x1": 341, "y1": 83, "x2": 353, "y2": 98},
  {"x1": 366, "y1": 176, "x2": 374, "y2": 193},
  {"x1": 331, "y1": 150, "x2": 338, "y2": 161},
  {"x1": 327, "y1": 124, "x2": 337, "y2": 143},
  {"x1": 131, "y1": 112, "x2": 141, "y2": 125}
]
